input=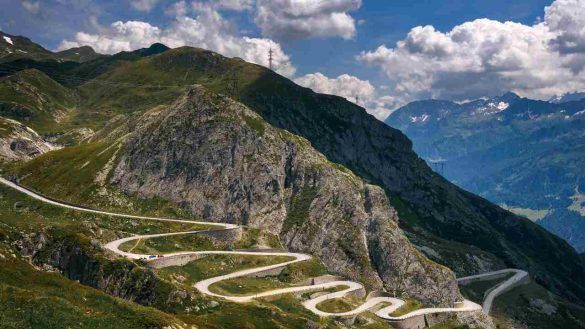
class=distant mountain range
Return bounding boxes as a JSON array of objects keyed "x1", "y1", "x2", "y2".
[
  {"x1": 1, "y1": 31, "x2": 104, "y2": 63},
  {"x1": 385, "y1": 92, "x2": 585, "y2": 252},
  {"x1": 549, "y1": 92, "x2": 585, "y2": 104}
]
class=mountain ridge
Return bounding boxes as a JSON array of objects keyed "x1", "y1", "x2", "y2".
[
  {"x1": 51, "y1": 44, "x2": 585, "y2": 304},
  {"x1": 0, "y1": 38, "x2": 584, "y2": 309},
  {"x1": 385, "y1": 93, "x2": 585, "y2": 253},
  {"x1": 0, "y1": 31, "x2": 103, "y2": 63}
]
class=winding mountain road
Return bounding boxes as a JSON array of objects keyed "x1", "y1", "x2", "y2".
[
  {"x1": 0, "y1": 176, "x2": 526, "y2": 320},
  {"x1": 457, "y1": 269, "x2": 528, "y2": 314}
]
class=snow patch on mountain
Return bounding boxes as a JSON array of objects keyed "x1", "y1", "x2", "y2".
[
  {"x1": 3, "y1": 36, "x2": 13, "y2": 45},
  {"x1": 410, "y1": 113, "x2": 430, "y2": 123},
  {"x1": 568, "y1": 187, "x2": 585, "y2": 217},
  {"x1": 473, "y1": 101, "x2": 509, "y2": 116},
  {"x1": 497, "y1": 102, "x2": 509, "y2": 111}
]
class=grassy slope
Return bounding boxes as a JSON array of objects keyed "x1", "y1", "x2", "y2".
[
  {"x1": 0, "y1": 33, "x2": 55, "y2": 63},
  {"x1": 459, "y1": 274, "x2": 514, "y2": 304},
  {"x1": 0, "y1": 69, "x2": 77, "y2": 132},
  {"x1": 4, "y1": 45, "x2": 580, "y2": 327},
  {"x1": 0, "y1": 185, "x2": 186, "y2": 328},
  {"x1": 316, "y1": 298, "x2": 357, "y2": 313},
  {"x1": 0, "y1": 252, "x2": 180, "y2": 329},
  {"x1": 0, "y1": 176, "x2": 377, "y2": 329},
  {"x1": 491, "y1": 279, "x2": 585, "y2": 329},
  {"x1": 44, "y1": 46, "x2": 585, "y2": 305},
  {"x1": 0, "y1": 167, "x2": 398, "y2": 329},
  {"x1": 11, "y1": 141, "x2": 196, "y2": 218},
  {"x1": 389, "y1": 299, "x2": 424, "y2": 317}
]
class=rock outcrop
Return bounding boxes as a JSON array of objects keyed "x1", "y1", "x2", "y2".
[
  {"x1": 16, "y1": 228, "x2": 191, "y2": 311},
  {"x1": 110, "y1": 86, "x2": 460, "y2": 305},
  {"x1": 0, "y1": 117, "x2": 54, "y2": 162}
]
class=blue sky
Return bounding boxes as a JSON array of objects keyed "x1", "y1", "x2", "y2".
[{"x1": 1, "y1": 0, "x2": 584, "y2": 119}]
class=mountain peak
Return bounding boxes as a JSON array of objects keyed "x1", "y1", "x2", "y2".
[
  {"x1": 500, "y1": 91, "x2": 520, "y2": 101},
  {"x1": 549, "y1": 91, "x2": 585, "y2": 104},
  {"x1": 136, "y1": 43, "x2": 170, "y2": 56}
]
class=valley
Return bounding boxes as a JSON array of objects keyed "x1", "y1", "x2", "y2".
[
  {"x1": 3, "y1": 175, "x2": 545, "y2": 328},
  {"x1": 0, "y1": 31, "x2": 584, "y2": 329},
  {"x1": 385, "y1": 93, "x2": 585, "y2": 252}
]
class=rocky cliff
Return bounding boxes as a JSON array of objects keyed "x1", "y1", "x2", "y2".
[
  {"x1": 15, "y1": 227, "x2": 196, "y2": 314},
  {"x1": 110, "y1": 85, "x2": 459, "y2": 305}
]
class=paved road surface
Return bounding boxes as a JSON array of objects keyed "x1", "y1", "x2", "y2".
[
  {"x1": 458, "y1": 269, "x2": 528, "y2": 314},
  {"x1": 1, "y1": 177, "x2": 527, "y2": 319}
]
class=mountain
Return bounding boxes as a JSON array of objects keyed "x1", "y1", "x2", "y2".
[
  {"x1": 0, "y1": 31, "x2": 55, "y2": 63},
  {"x1": 0, "y1": 38, "x2": 585, "y2": 328},
  {"x1": 0, "y1": 68, "x2": 78, "y2": 132},
  {"x1": 0, "y1": 31, "x2": 103, "y2": 63},
  {"x1": 55, "y1": 46, "x2": 103, "y2": 62},
  {"x1": 0, "y1": 42, "x2": 170, "y2": 89},
  {"x1": 549, "y1": 92, "x2": 585, "y2": 104},
  {"x1": 100, "y1": 85, "x2": 460, "y2": 305},
  {"x1": 2, "y1": 45, "x2": 583, "y2": 303},
  {"x1": 385, "y1": 93, "x2": 585, "y2": 252}
]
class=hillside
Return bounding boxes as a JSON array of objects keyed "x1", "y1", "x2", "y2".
[
  {"x1": 0, "y1": 86, "x2": 472, "y2": 328},
  {"x1": 385, "y1": 94, "x2": 585, "y2": 252},
  {"x1": 0, "y1": 68, "x2": 77, "y2": 132},
  {"x1": 15, "y1": 85, "x2": 460, "y2": 306},
  {"x1": 0, "y1": 169, "x2": 386, "y2": 329},
  {"x1": 1, "y1": 44, "x2": 584, "y2": 304},
  {"x1": 0, "y1": 117, "x2": 55, "y2": 162},
  {"x1": 0, "y1": 37, "x2": 584, "y2": 328},
  {"x1": 0, "y1": 31, "x2": 102, "y2": 63},
  {"x1": 70, "y1": 46, "x2": 585, "y2": 304}
]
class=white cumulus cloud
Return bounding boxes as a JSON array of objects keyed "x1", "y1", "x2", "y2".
[
  {"x1": 546, "y1": 0, "x2": 585, "y2": 73},
  {"x1": 58, "y1": 5, "x2": 295, "y2": 77},
  {"x1": 358, "y1": 0, "x2": 585, "y2": 102},
  {"x1": 255, "y1": 0, "x2": 361, "y2": 40},
  {"x1": 295, "y1": 72, "x2": 399, "y2": 120}
]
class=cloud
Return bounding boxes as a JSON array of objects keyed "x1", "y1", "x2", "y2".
[
  {"x1": 357, "y1": 0, "x2": 585, "y2": 102},
  {"x1": 58, "y1": 5, "x2": 295, "y2": 76},
  {"x1": 545, "y1": 0, "x2": 585, "y2": 73},
  {"x1": 21, "y1": 0, "x2": 40, "y2": 14},
  {"x1": 165, "y1": 1, "x2": 189, "y2": 16},
  {"x1": 295, "y1": 72, "x2": 374, "y2": 101},
  {"x1": 255, "y1": 0, "x2": 361, "y2": 41},
  {"x1": 294, "y1": 72, "x2": 399, "y2": 120},
  {"x1": 200, "y1": 0, "x2": 254, "y2": 11},
  {"x1": 129, "y1": 0, "x2": 159, "y2": 12}
]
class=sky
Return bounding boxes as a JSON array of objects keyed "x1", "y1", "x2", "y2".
[{"x1": 1, "y1": 0, "x2": 584, "y2": 120}]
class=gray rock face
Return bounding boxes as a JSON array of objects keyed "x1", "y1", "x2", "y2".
[
  {"x1": 110, "y1": 86, "x2": 460, "y2": 305},
  {"x1": 0, "y1": 117, "x2": 54, "y2": 162}
]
